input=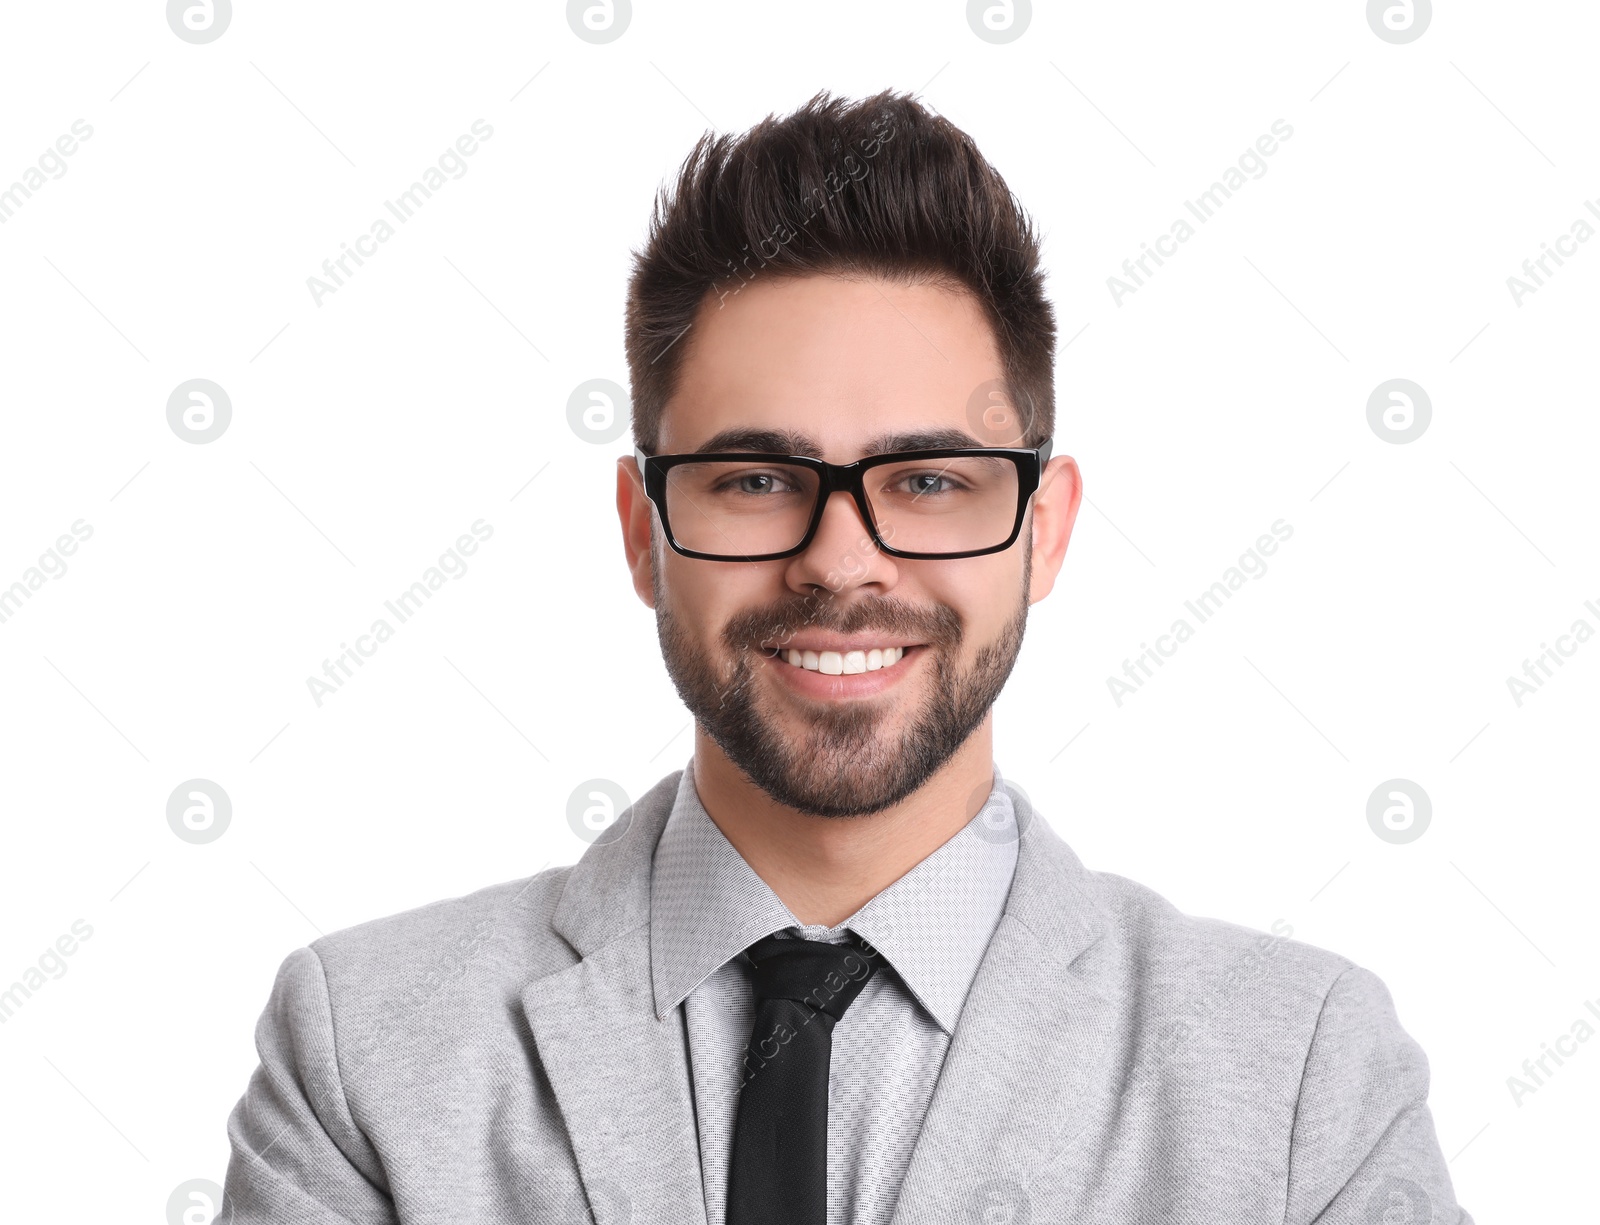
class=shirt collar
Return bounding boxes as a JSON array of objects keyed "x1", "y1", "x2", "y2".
[{"x1": 649, "y1": 755, "x2": 1020, "y2": 1035}]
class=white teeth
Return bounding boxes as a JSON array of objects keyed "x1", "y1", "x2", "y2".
[{"x1": 779, "y1": 646, "x2": 906, "y2": 673}]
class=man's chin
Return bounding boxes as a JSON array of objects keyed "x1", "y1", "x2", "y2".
[
  {"x1": 752, "y1": 721, "x2": 950, "y2": 817},
  {"x1": 736, "y1": 761, "x2": 917, "y2": 819}
]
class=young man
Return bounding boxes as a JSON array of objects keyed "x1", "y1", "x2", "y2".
[{"x1": 219, "y1": 91, "x2": 1471, "y2": 1224}]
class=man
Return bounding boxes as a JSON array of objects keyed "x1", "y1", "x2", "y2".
[{"x1": 219, "y1": 90, "x2": 1471, "y2": 1224}]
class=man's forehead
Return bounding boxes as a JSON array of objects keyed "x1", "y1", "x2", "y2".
[{"x1": 657, "y1": 275, "x2": 1007, "y2": 458}]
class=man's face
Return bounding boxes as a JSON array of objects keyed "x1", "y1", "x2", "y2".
[{"x1": 623, "y1": 275, "x2": 1074, "y2": 818}]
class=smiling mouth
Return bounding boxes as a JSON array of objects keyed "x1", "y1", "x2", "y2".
[{"x1": 760, "y1": 645, "x2": 922, "y2": 675}]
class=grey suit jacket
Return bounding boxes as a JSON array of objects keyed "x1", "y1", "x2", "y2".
[{"x1": 220, "y1": 770, "x2": 1472, "y2": 1224}]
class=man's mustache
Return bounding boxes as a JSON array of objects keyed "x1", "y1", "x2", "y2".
[{"x1": 724, "y1": 600, "x2": 960, "y2": 653}]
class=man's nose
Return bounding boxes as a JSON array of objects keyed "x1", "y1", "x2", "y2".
[{"x1": 788, "y1": 488, "x2": 890, "y2": 588}]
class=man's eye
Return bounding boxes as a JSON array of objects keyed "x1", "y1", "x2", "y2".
[
  {"x1": 716, "y1": 472, "x2": 792, "y2": 494},
  {"x1": 892, "y1": 472, "x2": 967, "y2": 496}
]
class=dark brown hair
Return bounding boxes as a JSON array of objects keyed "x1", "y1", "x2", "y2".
[{"x1": 623, "y1": 88, "x2": 1056, "y2": 452}]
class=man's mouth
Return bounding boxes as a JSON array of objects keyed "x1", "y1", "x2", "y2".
[{"x1": 760, "y1": 644, "x2": 923, "y2": 675}]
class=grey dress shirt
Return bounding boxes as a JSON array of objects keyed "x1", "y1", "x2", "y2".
[{"x1": 649, "y1": 757, "x2": 1021, "y2": 1225}]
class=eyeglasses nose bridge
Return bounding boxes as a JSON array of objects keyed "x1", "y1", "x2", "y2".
[{"x1": 810, "y1": 462, "x2": 883, "y2": 548}]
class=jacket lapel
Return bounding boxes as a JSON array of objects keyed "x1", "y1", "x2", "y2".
[
  {"x1": 520, "y1": 770, "x2": 709, "y2": 1225},
  {"x1": 887, "y1": 782, "x2": 1123, "y2": 1225},
  {"x1": 520, "y1": 770, "x2": 1124, "y2": 1225}
]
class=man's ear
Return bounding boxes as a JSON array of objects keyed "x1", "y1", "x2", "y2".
[
  {"x1": 1027, "y1": 454, "x2": 1082, "y2": 605},
  {"x1": 617, "y1": 455, "x2": 657, "y2": 608}
]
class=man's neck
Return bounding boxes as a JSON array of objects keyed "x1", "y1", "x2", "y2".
[{"x1": 689, "y1": 724, "x2": 996, "y2": 928}]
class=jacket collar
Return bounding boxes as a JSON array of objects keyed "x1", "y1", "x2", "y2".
[
  {"x1": 549, "y1": 762, "x2": 1102, "y2": 964},
  {"x1": 647, "y1": 757, "x2": 1020, "y2": 1034}
]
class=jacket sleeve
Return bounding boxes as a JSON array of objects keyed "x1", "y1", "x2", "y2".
[
  {"x1": 219, "y1": 946, "x2": 398, "y2": 1225},
  {"x1": 1285, "y1": 965, "x2": 1473, "y2": 1225}
]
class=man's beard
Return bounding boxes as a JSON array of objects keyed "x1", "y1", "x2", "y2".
[{"x1": 652, "y1": 534, "x2": 1032, "y2": 818}]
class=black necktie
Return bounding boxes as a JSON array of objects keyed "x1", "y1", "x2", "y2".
[{"x1": 725, "y1": 929, "x2": 882, "y2": 1225}]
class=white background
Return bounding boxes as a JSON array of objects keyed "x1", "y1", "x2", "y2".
[{"x1": 1, "y1": 1, "x2": 1594, "y2": 1220}]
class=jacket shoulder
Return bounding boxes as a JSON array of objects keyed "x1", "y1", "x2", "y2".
[
  {"x1": 305, "y1": 866, "x2": 575, "y2": 1013},
  {"x1": 1073, "y1": 866, "x2": 1371, "y2": 1109},
  {"x1": 1087, "y1": 866, "x2": 1354, "y2": 1004}
]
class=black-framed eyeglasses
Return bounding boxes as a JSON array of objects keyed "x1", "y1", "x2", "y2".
[{"x1": 634, "y1": 438, "x2": 1053, "y2": 562}]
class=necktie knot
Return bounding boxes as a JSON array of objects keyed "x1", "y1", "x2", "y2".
[{"x1": 742, "y1": 929, "x2": 882, "y2": 1023}]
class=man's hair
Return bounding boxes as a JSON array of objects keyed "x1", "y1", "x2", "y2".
[{"x1": 623, "y1": 88, "x2": 1056, "y2": 453}]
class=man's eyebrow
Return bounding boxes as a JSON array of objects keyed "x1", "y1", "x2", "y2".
[
  {"x1": 693, "y1": 427, "x2": 821, "y2": 456},
  {"x1": 690, "y1": 425, "x2": 986, "y2": 457},
  {"x1": 861, "y1": 427, "x2": 987, "y2": 455}
]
